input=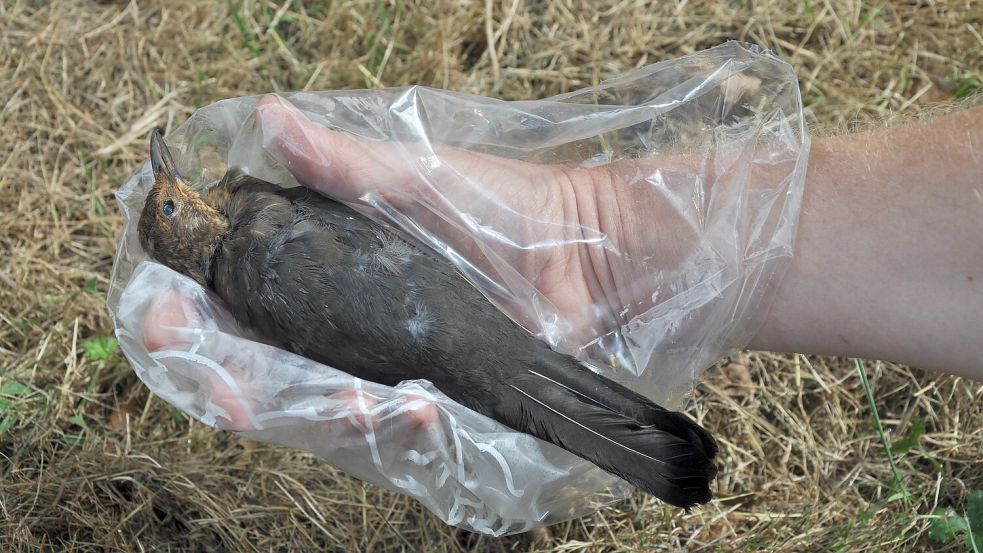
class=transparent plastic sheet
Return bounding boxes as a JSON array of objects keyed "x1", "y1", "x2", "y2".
[{"x1": 108, "y1": 41, "x2": 809, "y2": 535}]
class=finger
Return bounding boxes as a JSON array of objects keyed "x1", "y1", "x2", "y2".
[
  {"x1": 254, "y1": 95, "x2": 509, "y2": 216},
  {"x1": 403, "y1": 394, "x2": 439, "y2": 426},
  {"x1": 376, "y1": 392, "x2": 440, "y2": 427},
  {"x1": 254, "y1": 95, "x2": 491, "y2": 273},
  {"x1": 323, "y1": 390, "x2": 439, "y2": 428},
  {"x1": 204, "y1": 370, "x2": 258, "y2": 432},
  {"x1": 142, "y1": 290, "x2": 261, "y2": 431},
  {"x1": 254, "y1": 94, "x2": 413, "y2": 202},
  {"x1": 142, "y1": 288, "x2": 203, "y2": 352},
  {"x1": 325, "y1": 389, "x2": 379, "y2": 431}
]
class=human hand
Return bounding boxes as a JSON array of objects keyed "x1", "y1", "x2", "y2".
[{"x1": 253, "y1": 94, "x2": 702, "y2": 344}]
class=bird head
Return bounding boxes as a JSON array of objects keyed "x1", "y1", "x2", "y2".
[{"x1": 138, "y1": 129, "x2": 230, "y2": 286}]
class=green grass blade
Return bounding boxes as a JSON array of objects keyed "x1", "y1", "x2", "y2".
[{"x1": 854, "y1": 358, "x2": 910, "y2": 505}]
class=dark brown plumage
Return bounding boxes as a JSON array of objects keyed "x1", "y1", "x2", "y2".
[{"x1": 138, "y1": 129, "x2": 718, "y2": 508}]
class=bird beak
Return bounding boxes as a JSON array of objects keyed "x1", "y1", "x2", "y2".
[{"x1": 150, "y1": 129, "x2": 183, "y2": 185}]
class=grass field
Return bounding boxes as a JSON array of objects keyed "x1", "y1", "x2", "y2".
[{"x1": 2, "y1": 1, "x2": 982, "y2": 551}]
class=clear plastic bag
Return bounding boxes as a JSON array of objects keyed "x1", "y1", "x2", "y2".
[{"x1": 109, "y1": 41, "x2": 809, "y2": 535}]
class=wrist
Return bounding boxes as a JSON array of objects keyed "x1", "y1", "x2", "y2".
[{"x1": 749, "y1": 109, "x2": 983, "y2": 379}]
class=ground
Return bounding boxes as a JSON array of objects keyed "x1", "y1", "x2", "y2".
[{"x1": 1, "y1": 1, "x2": 982, "y2": 551}]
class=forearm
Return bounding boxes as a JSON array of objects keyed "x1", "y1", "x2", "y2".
[{"x1": 749, "y1": 106, "x2": 983, "y2": 379}]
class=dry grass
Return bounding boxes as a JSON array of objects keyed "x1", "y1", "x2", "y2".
[{"x1": 1, "y1": 0, "x2": 982, "y2": 551}]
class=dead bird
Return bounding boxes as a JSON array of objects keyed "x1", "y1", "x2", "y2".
[{"x1": 137, "y1": 129, "x2": 718, "y2": 508}]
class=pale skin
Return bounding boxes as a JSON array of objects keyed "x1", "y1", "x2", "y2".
[
  {"x1": 750, "y1": 107, "x2": 983, "y2": 379},
  {"x1": 142, "y1": 97, "x2": 983, "y2": 430}
]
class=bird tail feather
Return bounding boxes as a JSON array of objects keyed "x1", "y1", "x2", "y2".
[{"x1": 505, "y1": 353, "x2": 718, "y2": 508}]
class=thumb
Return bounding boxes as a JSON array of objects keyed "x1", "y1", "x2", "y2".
[
  {"x1": 254, "y1": 94, "x2": 415, "y2": 203},
  {"x1": 251, "y1": 94, "x2": 505, "y2": 260}
]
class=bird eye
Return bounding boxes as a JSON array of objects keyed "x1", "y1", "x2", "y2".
[{"x1": 162, "y1": 199, "x2": 175, "y2": 216}]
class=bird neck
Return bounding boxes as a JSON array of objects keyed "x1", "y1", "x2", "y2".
[
  {"x1": 169, "y1": 203, "x2": 230, "y2": 288},
  {"x1": 197, "y1": 217, "x2": 230, "y2": 287}
]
